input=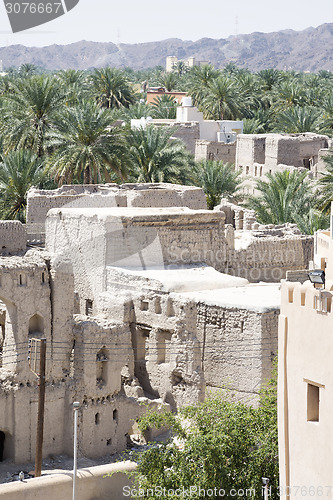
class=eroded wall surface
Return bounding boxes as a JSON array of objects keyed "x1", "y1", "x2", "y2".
[{"x1": 0, "y1": 222, "x2": 26, "y2": 255}]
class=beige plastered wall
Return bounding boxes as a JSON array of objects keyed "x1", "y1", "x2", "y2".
[{"x1": 0, "y1": 461, "x2": 136, "y2": 500}]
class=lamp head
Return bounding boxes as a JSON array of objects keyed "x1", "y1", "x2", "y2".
[{"x1": 308, "y1": 270, "x2": 325, "y2": 288}]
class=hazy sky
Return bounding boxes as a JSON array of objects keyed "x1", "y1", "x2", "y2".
[{"x1": 0, "y1": 0, "x2": 331, "y2": 47}]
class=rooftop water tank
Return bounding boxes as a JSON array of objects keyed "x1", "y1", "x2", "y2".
[{"x1": 181, "y1": 96, "x2": 192, "y2": 107}]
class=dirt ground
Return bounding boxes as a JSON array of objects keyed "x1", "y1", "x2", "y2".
[
  {"x1": 0, "y1": 430, "x2": 168, "y2": 485},
  {"x1": 0, "y1": 451, "x2": 126, "y2": 484}
]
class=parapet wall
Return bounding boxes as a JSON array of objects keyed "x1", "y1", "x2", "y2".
[
  {"x1": 0, "y1": 221, "x2": 27, "y2": 255},
  {"x1": 26, "y1": 183, "x2": 207, "y2": 243},
  {"x1": 0, "y1": 462, "x2": 136, "y2": 500}
]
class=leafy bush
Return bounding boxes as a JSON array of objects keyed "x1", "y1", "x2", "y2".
[{"x1": 125, "y1": 362, "x2": 278, "y2": 499}]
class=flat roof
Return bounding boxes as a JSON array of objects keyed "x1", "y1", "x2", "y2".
[
  {"x1": 107, "y1": 265, "x2": 249, "y2": 293},
  {"x1": 179, "y1": 283, "x2": 281, "y2": 313}
]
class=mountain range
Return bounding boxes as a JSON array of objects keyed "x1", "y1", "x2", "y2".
[{"x1": 1, "y1": 23, "x2": 333, "y2": 72}]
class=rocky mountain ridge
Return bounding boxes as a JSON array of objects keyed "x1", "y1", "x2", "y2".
[{"x1": 1, "y1": 23, "x2": 333, "y2": 72}]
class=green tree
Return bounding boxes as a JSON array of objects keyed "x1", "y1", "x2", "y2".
[
  {"x1": 193, "y1": 160, "x2": 242, "y2": 209},
  {"x1": 273, "y1": 106, "x2": 325, "y2": 133},
  {"x1": 126, "y1": 125, "x2": 193, "y2": 183},
  {"x1": 316, "y1": 151, "x2": 333, "y2": 212},
  {"x1": 0, "y1": 149, "x2": 45, "y2": 222},
  {"x1": 119, "y1": 102, "x2": 153, "y2": 123},
  {"x1": 151, "y1": 95, "x2": 178, "y2": 119},
  {"x1": 18, "y1": 63, "x2": 37, "y2": 77},
  {"x1": 243, "y1": 117, "x2": 266, "y2": 134},
  {"x1": 90, "y1": 67, "x2": 136, "y2": 109},
  {"x1": 172, "y1": 61, "x2": 189, "y2": 77},
  {"x1": 0, "y1": 75, "x2": 67, "y2": 157},
  {"x1": 202, "y1": 76, "x2": 241, "y2": 120},
  {"x1": 124, "y1": 362, "x2": 279, "y2": 499},
  {"x1": 158, "y1": 72, "x2": 179, "y2": 92},
  {"x1": 257, "y1": 69, "x2": 283, "y2": 91},
  {"x1": 57, "y1": 69, "x2": 89, "y2": 104},
  {"x1": 293, "y1": 208, "x2": 330, "y2": 235},
  {"x1": 186, "y1": 64, "x2": 219, "y2": 106},
  {"x1": 48, "y1": 100, "x2": 128, "y2": 185},
  {"x1": 247, "y1": 170, "x2": 312, "y2": 226}
]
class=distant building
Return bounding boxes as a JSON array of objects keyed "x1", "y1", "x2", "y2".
[
  {"x1": 146, "y1": 88, "x2": 187, "y2": 105},
  {"x1": 132, "y1": 97, "x2": 243, "y2": 162},
  {"x1": 236, "y1": 133, "x2": 332, "y2": 194},
  {"x1": 166, "y1": 56, "x2": 208, "y2": 72}
]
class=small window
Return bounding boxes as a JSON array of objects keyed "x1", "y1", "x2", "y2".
[
  {"x1": 288, "y1": 289, "x2": 294, "y2": 303},
  {"x1": 246, "y1": 166, "x2": 249, "y2": 175},
  {"x1": 307, "y1": 384, "x2": 319, "y2": 422},
  {"x1": 155, "y1": 297, "x2": 162, "y2": 314},
  {"x1": 19, "y1": 274, "x2": 26, "y2": 286},
  {"x1": 86, "y1": 299, "x2": 93, "y2": 316},
  {"x1": 301, "y1": 292, "x2": 306, "y2": 306},
  {"x1": 157, "y1": 331, "x2": 172, "y2": 363},
  {"x1": 95, "y1": 412, "x2": 100, "y2": 425},
  {"x1": 41, "y1": 272, "x2": 45, "y2": 284},
  {"x1": 113, "y1": 409, "x2": 118, "y2": 422},
  {"x1": 140, "y1": 300, "x2": 149, "y2": 311}
]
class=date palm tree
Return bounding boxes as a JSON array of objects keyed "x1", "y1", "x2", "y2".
[
  {"x1": 316, "y1": 151, "x2": 333, "y2": 213},
  {"x1": 90, "y1": 68, "x2": 136, "y2": 109},
  {"x1": 0, "y1": 149, "x2": 45, "y2": 222},
  {"x1": 151, "y1": 95, "x2": 178, "y2": 119},
  {"x1": 192, "y1": 160, "x2": 242, "y2": 209},
  {"x1": 273, "y1": 106, "x2": 325, "y2": 133},
  {"x1": 186, "y1": 64, "x2": 219, "y2": 106},
  {"x1": 158, "y1": 72, "x2": 179, "y2": 92},
  {"x1": 0, "y1": 75, "x2": 68, "y2": 157},
  {"x1": 57, "y1": 69, "x2": 89, "y2": 104},
  {"x1": 126, "y1": 125, "x2": 193, "y2": 183},
  {"x1": 247, "y1": 170, "x2": 312, "y2": 225},
  {"x1": 48, "y1": 100, "x2": 128, "y2": 185},
  {"x1": 202, "y1": 76, "x2": 241, "y2": 120},
  {"x1": 19, "y1": 63, "x2": 37, "y2": 77},
  {"x1": 257, "y1": 69, "x2": 283, "y2": 91}
]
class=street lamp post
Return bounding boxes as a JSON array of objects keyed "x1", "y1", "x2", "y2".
[{"x1": 72, "y1": 402, "x2": 80, "y2": 500}]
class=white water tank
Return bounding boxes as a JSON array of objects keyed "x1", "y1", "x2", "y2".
[{"x1": 181, "y1": 96, "x2": 192, "y2": 107}]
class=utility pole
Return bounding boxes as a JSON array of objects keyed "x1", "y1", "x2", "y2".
[{"x1": 35, "y1": 338, "x2": 46, "y2": 478}]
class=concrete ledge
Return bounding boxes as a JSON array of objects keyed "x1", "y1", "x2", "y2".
[{"x1": 0, "y1": 461, "x2": 136, "y2": 500}]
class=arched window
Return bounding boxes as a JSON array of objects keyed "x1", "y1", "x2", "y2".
[{"x1": 29, "y1": 314, "x2": 44, "y2": 336}]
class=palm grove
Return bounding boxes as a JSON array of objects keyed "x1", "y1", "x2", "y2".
[{"x1": 0, "y1": 64, "x2": 333, "y2": 228}]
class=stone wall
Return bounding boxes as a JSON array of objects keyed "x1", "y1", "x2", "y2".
[
  {"x1": 150, "y1": 120, "x2": 200, "y2": 154},
  {"x1": 236, "y1": 133, "x2": 330, "y2": 177},
  {"x1": 102, "y1": 266, "x2": 279, "y2": 405},
  {"x1": 26, "y1": 183, "x2": 207, "y2": 243},
  {"x1": 172, "y1": 122, "x2": 200, "y2": 154},
  {"x1": 196, "y1": 303, "x2": 278, "y2": 401},
  {"x1": 46, "y1": 208, "x2": 229, "y2": 307},
  {"x1": 229, "y1": 233, "x2": 313, "y2": 282},
  {"x1": 194, "y1": 139, "x2": 237, "y2": 164},
  {"x1": 0, "y1": 221, "x2": 26, "y2": 255},
  {"x1": 0, "y1": 250, "x2": 166, "y2": 463}
]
